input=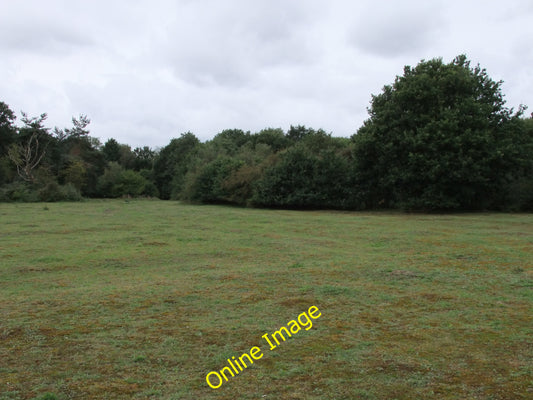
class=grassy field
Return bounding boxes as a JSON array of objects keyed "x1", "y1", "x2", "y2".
[{"x1": 0, "y1": 200, "x2": 531, "y2": 400}]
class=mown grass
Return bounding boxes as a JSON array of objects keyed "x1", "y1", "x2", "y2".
[{"x1": 0, "y1": 200, "x2": 531, "y2": 399}]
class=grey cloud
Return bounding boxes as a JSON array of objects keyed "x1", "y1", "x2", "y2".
[
  {"x1": 349, "y1": 3, "x2": 445, "y2": 58},
  {"x1": 0, "y1": 2, "x2": 96, "y2": 55},
  {"x1": 0, "y1": 19, "x2": 92, "y2": 55},
  {"x1": 160, "y1": 0, "x2": 319, "y2": 88},
  {"x1": 0, "y1": 0, "x2": 531, "y2": 148}
]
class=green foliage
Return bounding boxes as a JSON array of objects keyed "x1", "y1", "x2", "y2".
[
  {"x1": 133, "y1": 146, "x2": 155, "y2": 171},
  {"x1": 77, "y1": 145, "x2": 106, "y2": 197},
  {"x1": 60, "y1": 182, "x2": 84, "y2": 201},
  {"x1": 0, "y1": 181, "x2": 40, "y2": 202},
  {"x1": 352, "y1": 55, "x2": 528, "y2": 211},
  {"x1": 253, "y1": 145, "x2": 353, "y2": 209},
  {"x1": 1, "y1": 62, "x2": 532, "y2": 210},
  {"x1": 502, "y1": 116, "x2": 533, "y2": 211},
  {"x1": 0, "y1": 101, "x2": 16, "y2": 156},
  {"x1": 97, "y1": 162, "x2": 148, "y2": 198},
  {"x1": 97, "y1": 162, "x2": 123, "y2": 196},
  {"x1": 253, "y1": 128, "x2": 290, "y2": 152},
  {"x1": 118, "y1": 169, "x2": 148, "y2": 197},
  {"x1": 286, "y1": 125, "x2": 315, "y2": 142},
  {"x1": 184, "y1": 137, "x2": 280, "y2": 206},
  {"x1": 63, "y1": 114, "x2": 91, "y2": 139},
  {"x1": 0, "y1": 101, "x2": 16, "y2": 128},
  {"x1": 102, "y1": 138, "x2": 121, "y2": 162},
  {"x1": 182, "y1": 157, "x2": 243, "y2": 203},
  {"x1": 60, "y1": 159, "x2": 87, "y2": 190},
  {"x1": 506, "y1": 176, "x2": 533, "y2": 211},
  {"x1": 0, "y1": 155, "x2": 15, "y2": 185},
  {"x1": 253, "y1": 146, "x2": 315, "y2": 207},
  {"x1": 53, "y1": 118, "x2": 104, "y2": 197},
  {"x1": 138, "y1": 168, "x2": 159, "y2": 197},
  {"x1": 38, "y1": 181, "x2": 83, "y2": 202},
  {"x1": 38, "y1": 181, "x2": 65, "y2": 202},
  {"x1": 210, "y1": 128, "x2": 251, "y2": 156},
  {"x1": 153, "y1": 132, "x2": 200, "y2": 199},
  {"x1": 118, "y1": 144, "x2": 136, "y2": 169},
  {"x1": 221, "y1": 163, "x2": 265, "y2": 206}
]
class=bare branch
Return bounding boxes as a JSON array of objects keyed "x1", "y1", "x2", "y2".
[{"x1": 7, "y1": 132, "x2": 48, "y2": 182}]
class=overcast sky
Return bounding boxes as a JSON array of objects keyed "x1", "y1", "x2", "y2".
[{"x1": 1, "y1": 0, "x2": 532, "y2": 148}]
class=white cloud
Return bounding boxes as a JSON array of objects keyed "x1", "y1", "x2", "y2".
[
  {"x1": 349, "y1": 2, "x2": 445, "y2": 58},
  {"x1": 0, "y1": 0, "x2": 531, "y2": 148}
]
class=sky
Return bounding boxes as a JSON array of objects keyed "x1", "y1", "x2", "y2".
[{"x1": 1, "y1": 0, "x2": 532, "y2": 149}]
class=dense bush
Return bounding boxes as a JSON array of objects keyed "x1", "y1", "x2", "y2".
[
  {"x1": 506, "y1": 176, "x2": 533, "y2": 211},
  {"x1": 153, "y1": 133, "x2": 199, "y2": 200},
  {"x1": 38, "y1": 181, "x2": 83, "y2": 202},
  {"x1": 182, "y1": 157, "x2": 243, "y2": 203},
  {"x1": 97, "y1": 162, "x2": 148, "y2": 198},
  {"x1": 0, "y1": 181, "x2": 40, "y2": 202},
  {"x1": 252, "y1": 145, "x2": 353, "y2": 209},
  {"x1": 221, "y1": 163, "x2": 265, "y2": 206}
]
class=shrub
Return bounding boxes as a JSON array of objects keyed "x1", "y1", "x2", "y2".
[
  {"x1": 38, "y1": 181, "x2": 83, "y2": 202},
  {"x1": 252, "y1": 146, "x2": 352, "y2": 209},
  {"x1": 60, "y1": 182, "x2": 84, "y2": 201},
  {"x1": 182, "y1": 157, "x2": 243, "y2": 203},
  {"x1": 114, "y1": 169, "x2": 147, "y2": 197},
  {"x1": 0, "y1": 181, "x2": 39, "y2": 202},
  {"x1": 506, "y1": 176, "x2": 533, "y2": 211},
  {"x1": 97, "y1": 162, "x2": 148, "y2": 198}
]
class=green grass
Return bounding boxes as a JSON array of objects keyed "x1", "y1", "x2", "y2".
[{"x1": 0, "y1": 200, "x2": 531, "y2": 399}]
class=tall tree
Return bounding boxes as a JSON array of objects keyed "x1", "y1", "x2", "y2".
[
  {"x1": 0, "y1": 102, "x2": 17, "y2": 185},
  {"x1": 352, "y1": 55, "x2": 526, "y2": 210},
  {"x1": 153, "y1": 132, "x2": 200, "y2": 199},
  {"x1": 53, "y1": 115, "x2": 103, "y2": 196},
  {"x1": 0, "y1": 102, "x2": 16, "y2": 156},
  {"x1": 132, "y1": 146, "x2": 155, "y2": 171},
  {"x1": 102, "y1": 138, "x2": 121, "y2": 162},
  {"x1": 286, "y1": 125, "x2": 315, "y2": 142},
  {"x1": 211, "y1": 129, "x2": 251, "y2": 156},
  {"x1": 252, "y1": 128, "x2": 290, "y2": 152},
  {"x1": 8, "y1": 112, "x2": 50, "y2": 183}
]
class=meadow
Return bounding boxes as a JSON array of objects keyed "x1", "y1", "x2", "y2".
[{"x1": 0, "y1": 200, "x2": 531, "y2": 399}]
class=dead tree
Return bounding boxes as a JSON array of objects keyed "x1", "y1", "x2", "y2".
[{"x1": 8, "y1": 131, "x2": 48, "y2": 183}]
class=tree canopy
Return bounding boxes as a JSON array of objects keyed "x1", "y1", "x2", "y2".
[
  {"x1": 1, "y1": 55, "x2": 532, "y2": 210},
  {"x1": 352, "y1": 55, "x2": 529, "y2": 210}
]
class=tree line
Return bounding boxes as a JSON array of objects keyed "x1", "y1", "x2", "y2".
[{"x1": 1, "y1": 55, "x2": 532, "y2": 211}]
